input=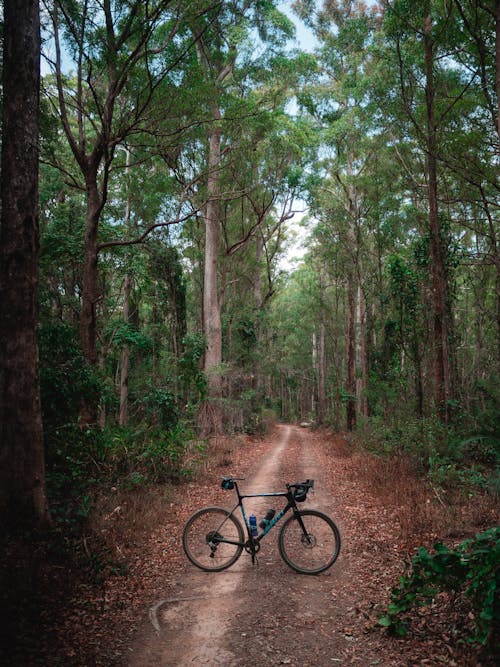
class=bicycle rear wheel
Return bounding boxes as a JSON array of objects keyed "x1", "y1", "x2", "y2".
[
  {"x1": 278, "y1": 509, "x2": 341, "y2": 574},
  {"x1": 182, "y1": 506, "x2": 244, "y2": 572}
]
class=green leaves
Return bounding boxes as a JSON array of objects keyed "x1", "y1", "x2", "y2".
[{"x1": 379, "y1": 527, "x2": 500, "y2": 647}]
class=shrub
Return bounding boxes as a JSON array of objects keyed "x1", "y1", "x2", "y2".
[
  {"x1": 379, "y1": 527, "x2": 500, "y2": 648},
  {"x1": 39, "y1": 322, "x2": 102, "y2": 428}
]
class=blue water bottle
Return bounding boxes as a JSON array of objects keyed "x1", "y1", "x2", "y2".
[{"x1": 249, "y1": 514, "x2": 258, "y2": 537}]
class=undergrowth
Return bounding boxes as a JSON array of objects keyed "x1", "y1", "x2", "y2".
[
  {"x1": 354, "y1": 413, "x2": 500, "y2": 498},
  {"x1": 350, "y1": 411, "x2": 499, "y2": 660},
  {"x1": 379, "y1": 527, "x2": 500, "y2": 651}
]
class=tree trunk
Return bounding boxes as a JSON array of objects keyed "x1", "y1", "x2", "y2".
[
  {"x1": 79, "y1": 175, "x2": 102, "y2": 425},
  {"x1": 346, "y1": 280, "x2": 357, "y2": 431},
  {"x1": 356, "y1": 282, "x2": 368, "y2": 418},
  {"x1": 346, "y1": 184, "x2": 358, "y2": 431},
  {"x1": 0, "y1": 0, "x2": 50, "y2": 530},
  {"x1": 317, "y1": 320, "x2": 326, "y2": 424},
  {"x1": 496, "y1": 0, "x2": 500, "y2": 160},
  {"x1": 252, "y1": 232, "x2": 264, "y2": 396},
  {"x1": 119, "y1": 148, "x2": 132, "y2": 426},
  {"x1": 424, "y1": 15, "x2": 451, "y2": 421},
  {"x1": 119, "y1": 274, "x2": 132, "y2": 426},
  {"x1": 201, "y1": 110, "x2": 223, "y2": 434}
]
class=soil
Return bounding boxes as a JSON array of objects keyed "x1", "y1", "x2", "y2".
[
  {"x1": 1, "y1": 424, "x2": 497, "y2": 665},
  {"x1": 125, "y1": 424, "x2": 494, "y2": 666}
]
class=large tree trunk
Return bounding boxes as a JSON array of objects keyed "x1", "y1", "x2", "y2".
[
  {"x1": 0, "y1": 0, "x2": 50, "y2": 530},
  {"x1": 201, "y1": 111, "x2": 223, "y2": 434},
  {"x1": 424, "y1": 15, "x2": 451, "y2": 421}
]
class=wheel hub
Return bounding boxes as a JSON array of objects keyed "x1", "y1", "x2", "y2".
[{"x1": 301, "y1": 533, "x2": 317, "y2": 548}]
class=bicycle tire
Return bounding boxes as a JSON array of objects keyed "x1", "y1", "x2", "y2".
[
  {"x1": 182, "y1": 506, "x2": 244, "y2": 572},
  {"x1": 278, "y1": 509, "x2": 341, "y2": 574}
]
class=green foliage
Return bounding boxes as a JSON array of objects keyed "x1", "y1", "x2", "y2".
[
  {"x1": 110, "y1": 322, "x2": 153, "y2": 352},
  {"x1": 355, "y1": 414, "x2": 499, "y2": 494},
  {"x1": 45, "y1": 426, "x2": 107, "y2": 532},
  {"x1": 379, "y1": 528, "x2": 500, "y2": 648},
  {"x1": 39, "y1": 322, "x2": 103, "y2": 427},
  {"x1": 141, "y1": 386, "x2": 178, "y2": 429},
  {"x1": 178, "y1": 333, "x2": 207, "y2": 399},
  {"x1": 107, "y1": 423, "x2": 196, "y2": 484}
]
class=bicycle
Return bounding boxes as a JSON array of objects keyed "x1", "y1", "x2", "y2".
[{"x1": 182, "y1": 476, "x2": 341, "y2": 575}]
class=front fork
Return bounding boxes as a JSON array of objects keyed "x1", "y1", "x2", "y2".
[{"x1": 292, "y1": 507, "x2": 312, "y2": 544}]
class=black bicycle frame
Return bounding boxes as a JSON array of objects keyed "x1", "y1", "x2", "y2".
[{"x1": 216, "y1": 482, "x2": 310, "y2": 548}]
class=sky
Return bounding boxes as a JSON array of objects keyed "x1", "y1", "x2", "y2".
[
  {"x1": 276, "y1": 3, "x2": 318, "y2": 271},
  {"x1": 278, "y1": 1, "x2": 318, "y2": 53}
]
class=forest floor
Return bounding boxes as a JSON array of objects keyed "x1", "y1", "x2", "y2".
[{"x1": 1, "y1": 424, "x2": 498, "y2": 665}]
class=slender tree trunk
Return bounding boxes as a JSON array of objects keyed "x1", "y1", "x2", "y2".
[
  {"x1": 346, "y1": 280, "x2": 357, "y2": 431},
  {"x1": 119, "y1": 274, "x2": 131, "y2": 426},
  {"x1": 119, "y1": 148, "x2": 132, "y2": 426},
  {"x1": 252, "y1": 232, "x2": 264, "y2": 395},
  {"x1": 0, "y1": 0, "x2": 50, "y2": 530},
  {"x1": 496, "y1": 0, "x2": 500, "y2": 159},
  {"x1": 312, "y1": 332, "x2": 318, "y2": 415},
  {"x1": 346, "y1": 185, "x2": 358, "y2": 431},
  {"x1": 317, "y1": 320, "x2": 326, "y2": 424},
  {"x1": 79, "y1": 175, "x2": 102, "y2": 425},
  {"x1": 356, "y1": 282, "x2": 368, "y2": 417},
  {"x1": 424, "y1": 15, "x2": 451, "y2": 421}
]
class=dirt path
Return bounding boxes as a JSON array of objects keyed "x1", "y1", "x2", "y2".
[
  {"x1": 129, "y1": 425, "x2": 350, "y2": 666},
  {"x1": 120, "y1": 424, "x2": 492, "y2": 667}
]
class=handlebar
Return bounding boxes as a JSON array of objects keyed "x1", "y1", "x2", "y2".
[
  {"x1": 287, "y1": 479, "x2": 314, "y2": 491},
  {"x1": 220, "y1": 477, "x2": 314, "y2": 500}
]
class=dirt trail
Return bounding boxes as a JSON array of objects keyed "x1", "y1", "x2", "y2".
[{"x1": 129, "y1": 425, "x2": 349, "y2": 666}]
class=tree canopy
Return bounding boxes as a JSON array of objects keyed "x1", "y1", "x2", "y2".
[{"x1": 0, "y1": 0, "x2": 498, "y2": 531}]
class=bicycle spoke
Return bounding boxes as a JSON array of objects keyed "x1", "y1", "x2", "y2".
[
  {"x1": 182, "y1": 507, "x2": 244, "y2": 572},
  {"x1": 279, "y1": 510, "x2": 340, "y2": 574}
]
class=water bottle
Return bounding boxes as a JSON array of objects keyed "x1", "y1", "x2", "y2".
[
  {"x1": 249, "y1": 514, "x2": 258, "y2": 537},
  {"x1": 259, "y1": 508, "x2": 276, "y2": 529}
]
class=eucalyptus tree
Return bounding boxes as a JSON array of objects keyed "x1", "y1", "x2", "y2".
[
  {"x1": 446, "y1": 0, "x2": 500, "y2": 381},
  {"x1": 41, "y1": 0, "x2": 215, "y2": 423},
  {"x1": 384, "y1": 0, "x2": 500, "y2": 419},
  {"x1": 173, "y1": 2, "x2": 314, "y2": 433},
  {"x1": 294, "y1": 0, "x2": 383, "y2": 429}
]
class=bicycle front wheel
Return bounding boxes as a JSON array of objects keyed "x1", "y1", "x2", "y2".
[
  {"x1": 182, "y1": 506, "x2": 244, "y2": 572},
  {"x1": 278, "y1": 509, "x2": 341, "y2": 574}
]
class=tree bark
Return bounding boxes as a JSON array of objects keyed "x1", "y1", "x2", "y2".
[
  {"x1": 79, "y1": 172, "x2": 103, "y2": 424},
  {"x1": 496, "y1": 0, "x2": 500, "y2": 158},
  {"x1": 201, "y1": 108, "x2": 223, "y2": 433},
  {"x1": 317, "y1": 320, "x2": 327, "y2": 424},
  {"x1": 424, "y1": 15, "x2": 451, "y2": 420},
  {"x1": 346, "y1": 279, "x2": 357, "y2": 431},
  {"x1": 0, "y1": 0, "x2": 50, "y2": 530},
  {"x1": 345, "y1": 183, "x2": 358, "y2": 431},
  {"x1": 119, "y1": 274, "x2": 132, "y2": 426},
  {"x1": 119, "y1": 148, "x2": 132, "y2": 426}
]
